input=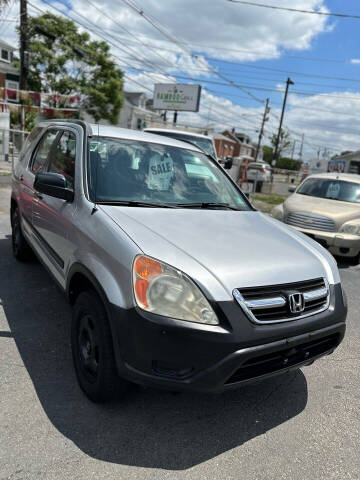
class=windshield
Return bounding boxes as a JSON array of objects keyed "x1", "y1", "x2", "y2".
[
  {"x1": 148, "y1": 131, "x2": 216, "y2": 158},
  {"x1": 297, "y1": 178, "x2": 360, "y2": 204},
  {"x1": 87, "y1": 136, "x2": 249, "y2": 209}
]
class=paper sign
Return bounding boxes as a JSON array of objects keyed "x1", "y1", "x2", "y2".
[{"x1": 147, "y1": 153, "x2": 174, "y2": 191}]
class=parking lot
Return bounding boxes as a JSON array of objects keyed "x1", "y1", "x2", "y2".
[{"x1": 0, "y1": 184, "x2": 359, "y2": 480}]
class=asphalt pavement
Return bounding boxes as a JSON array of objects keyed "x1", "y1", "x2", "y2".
[{"x1": 0, "y1": 186, "x2": 359, "y2": 480}]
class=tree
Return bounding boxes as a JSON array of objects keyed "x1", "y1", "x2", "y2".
[
  {"x1": 22, "y1": 13, "x2": 124, "y2": 124},
  {"x1": 271, "y1": 129, "x2": 292, "y2": 158},
  {"x1": 262, "y1": 146, "x2": 273, "y2": 164},
  {"x1": 276, "y1": 157, "x2": 302, "y2": 171}
]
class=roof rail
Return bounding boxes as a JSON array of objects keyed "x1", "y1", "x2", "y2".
[{"x1": 41, "y1": 118, "x2": 92, "y2": 135}]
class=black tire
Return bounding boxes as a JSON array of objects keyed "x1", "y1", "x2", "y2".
[
  {"x1": 11, "y1": 207, "x2": 32, "y2": 261},
  {"x1": 71, "y1": 290, "x2": 129, "y2": 402}
]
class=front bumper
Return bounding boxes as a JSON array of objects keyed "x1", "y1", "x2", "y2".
[
  {"x1": 290, "y1": 225, "x2": 360, "y2": 257},
  {"x1": 109, "y1": 284, "x2": 346, "y2": 393}
]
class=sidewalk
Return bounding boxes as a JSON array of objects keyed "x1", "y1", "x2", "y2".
[{"x1": 0, "y1": 160, "x2": 12, "y2": 186}]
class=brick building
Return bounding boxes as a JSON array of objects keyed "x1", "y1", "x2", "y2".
[
  {"x1": 222, "y1": 129, "x2": 259, "y2": 160},
  {"x1": 212, "y1": 132, "x2": 237, "y2": 159}
]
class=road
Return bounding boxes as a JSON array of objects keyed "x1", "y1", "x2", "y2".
[{"x1": 0, "y1": 186, "x2": 359, "y2": 480}]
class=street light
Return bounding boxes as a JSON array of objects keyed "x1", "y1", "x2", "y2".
[{"x1": 272, "y1": 77, "x2": 294, "y2": 166}]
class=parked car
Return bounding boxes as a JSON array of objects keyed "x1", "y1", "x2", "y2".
[
  {"x1": 11, "y1": 120, "x2": 346, "y2": 402},
  {"x1": 273, "y1": 173, "x2": 360, "y2": 259},
  {"x1": 143, "y1": 127, "x2": 217, "y2": 159},
  {"x1": 246, "y1": 162, "x2": 272, "y2": 192}
]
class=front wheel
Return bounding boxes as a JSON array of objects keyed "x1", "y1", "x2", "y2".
[{"x1": 71, "y1": 291, "x2": 129, "y2": 402}]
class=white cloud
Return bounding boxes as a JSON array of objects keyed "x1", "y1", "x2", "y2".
[
  {"x1": 3, "y1": 0, "x2": 357, "y2": 159},
  {"x1": 350, "y1": 59, "x2": 360, "y2": 64},
  {"x1": 68, "y1": 0, "x2": 330, "y2": 62}
]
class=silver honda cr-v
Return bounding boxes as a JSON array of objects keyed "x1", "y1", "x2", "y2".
[{"x1": 11, "y1": 120, "x2": 347, "y2": 402}]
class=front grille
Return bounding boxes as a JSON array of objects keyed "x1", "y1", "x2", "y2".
[
  {"x1": 233, "y1": 278, "x2": 330, "y2": 324},
  {"x1": 286, "y1": 212, "x2": 335, "y2": 232},
  {"x1": 225, "y1": 333, "x2": 340, "y2": 385}
]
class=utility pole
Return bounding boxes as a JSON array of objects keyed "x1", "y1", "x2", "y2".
[
  {"x1": 255, "y1": 98, "x2": 270, "y2": 161},
  {"x1": 272, "y1": 77, "x2": 294, "y2": 166},
  {"x1": 299, "y1": 133, "x2": 305, "y2": 162},
  {"x1": 291, "y1": 140, "x2": 297, "y2": 160},
  {"x1": 20, "y1": 0, "x2": 29, "y2": 133}
]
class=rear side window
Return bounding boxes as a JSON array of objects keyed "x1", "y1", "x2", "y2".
[
  {"x1": 48, "y1": 131, "x2": 76, "y2": 188},
  {"x1": 31, "y1": 130, "x2": 58, "y2": 174}
]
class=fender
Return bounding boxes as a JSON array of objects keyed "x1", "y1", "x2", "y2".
[{"x1": 66, "y1": 262, "x2": 127, "y2": 372}]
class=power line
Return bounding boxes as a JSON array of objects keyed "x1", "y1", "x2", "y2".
[
  {"x1": 125, "y1": 68, "x2": 360, "y2": 101},
  {"x1": 205, "y1": 88, "x2": 360, "y2": 118},
  {"x1": 28, "y1": 0, "x2": 351, "y2": 152},
  {"x1": 227, "y1": 1, "x2": 360, "y2": 20},
  {"x1": 88, "y1": 26, "x2": 351, "y2": 65},
  {"x1": 118, "y1": 0, "x2": 266, "y2": 104},
  {"x1": 32, "y1": 0, "x2": 263, "y2": 136},
  {"x1": 212, "y1": 58, "x2": 360, "y2": 83}
]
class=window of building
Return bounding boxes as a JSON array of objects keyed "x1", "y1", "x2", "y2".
[
  {"x1": 5, "y1": 80, "x2": 19, "y2": 102},
  {"x1": 48, "y1": 131, "x2": 76, "y2": 188},
  {"x1": 1, "y1": 49, "x2": 10, "y2": 62}
]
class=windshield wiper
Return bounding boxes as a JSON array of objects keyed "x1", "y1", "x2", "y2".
[
  {"x1": 96, "y1": 200, "x2": 179, "y2": 208},
  {"x1": 176, "y1": 202, "x2": 241, "y2": 210}
]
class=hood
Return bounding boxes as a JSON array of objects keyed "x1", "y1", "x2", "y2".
[
  {"x1": 101, "y1": 206, "x2": 339, "y2": 301},
  {"x1": 285, "y1": 194, "x2": 360, "y2": 228}
]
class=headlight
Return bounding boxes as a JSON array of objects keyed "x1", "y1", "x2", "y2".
[
  {"x1": 340, "y1": 222, "x2": 360, "y2": 235},
  {"x1": 132, "y1": 255, "x2": 219, "y2": 325},
  {"x1": 271, "y1": 203, "x2": 284, "y2": 221}
]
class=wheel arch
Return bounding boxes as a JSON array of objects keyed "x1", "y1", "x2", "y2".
[
  {"x1": 66, "y1": 263, "x2": 126, "y2": 376},
  {"x1": 67, "y1": 263, "x2": 110, "y2": 308}
]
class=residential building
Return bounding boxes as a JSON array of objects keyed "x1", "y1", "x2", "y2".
[
  {"x1": 0, "y1": 39, "x2": 19, "y2": 102},
  {"x1": 118, "y1": 91, "x2": 162, "y2": 130},
  {"x1": 83, "y1": 90, "x2": 163, "y2": 130},
  {"x1": 222, "y1": 129, "x2": 257, "y2": 161},
  {"x1": 212, "y1": 132, "x2": 237, "y2": 159}
]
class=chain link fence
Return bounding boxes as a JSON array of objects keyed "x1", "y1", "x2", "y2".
[{"x1": 0, "y1": 128, "x2": 29, "y2": 163}]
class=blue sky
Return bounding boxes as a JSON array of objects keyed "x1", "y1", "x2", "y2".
[{"x1": 2, "y1": 0, "x2": 360, "y2": 158}]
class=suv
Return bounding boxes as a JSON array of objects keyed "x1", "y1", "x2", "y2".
[
  {"x1": 143, "y1": 128, "x2": 217, "y2": 159},
  {"x1": 11, "y1": 120, "x2": 346, "y2": 402}
]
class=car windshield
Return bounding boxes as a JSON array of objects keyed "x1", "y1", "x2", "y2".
[
  {"x1": 297, "y1": 178, "x2": 360, "y2": 204},
  {"x1": 148, "y1": 131, "x2": 216, "y2": 158},
  {"x1": 87, "y1": 136, "x2": 250, "y2": 210}
]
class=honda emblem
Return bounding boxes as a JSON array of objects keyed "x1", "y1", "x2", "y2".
[{"x1": 289, "y1": 293, "x2": 305, "y2": 314}]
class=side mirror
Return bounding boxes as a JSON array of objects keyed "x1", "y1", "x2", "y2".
[
  {"x1": 34, "y1": 172, "x2": 74, "y2": 202},
  {"x1": 224, "y1": 159, "x2": 233, "y2": 170},
  {"x1": 288, "y1": 186, "x2": 296, "y2": 193}
]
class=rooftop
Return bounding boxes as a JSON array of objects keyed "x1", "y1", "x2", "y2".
[
  {"x1": 308, "y1": 172, "x2": 360, "y2": 183},
  {"x1": 0, "y1": 39, "x2": 16, "y2": 51}
]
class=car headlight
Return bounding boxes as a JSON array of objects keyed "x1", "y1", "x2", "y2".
[
  {"x1": 271, "y1": 203, "x2": 284, "y2": 221},
  {"x1": 340, "y1": 222, "x2": 360, "y2": 235},
  {"x1": 132, "y1": 255, "x2": 219, "y2": 325}
]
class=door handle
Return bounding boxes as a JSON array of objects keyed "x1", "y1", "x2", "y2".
[{"x1": 34, "y1": 191, "x2": 43, "y2": 200}]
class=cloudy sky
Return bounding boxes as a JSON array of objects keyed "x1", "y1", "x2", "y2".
[{"x1": 2, "y1": 0, "x2": 360, "y2": 159}]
